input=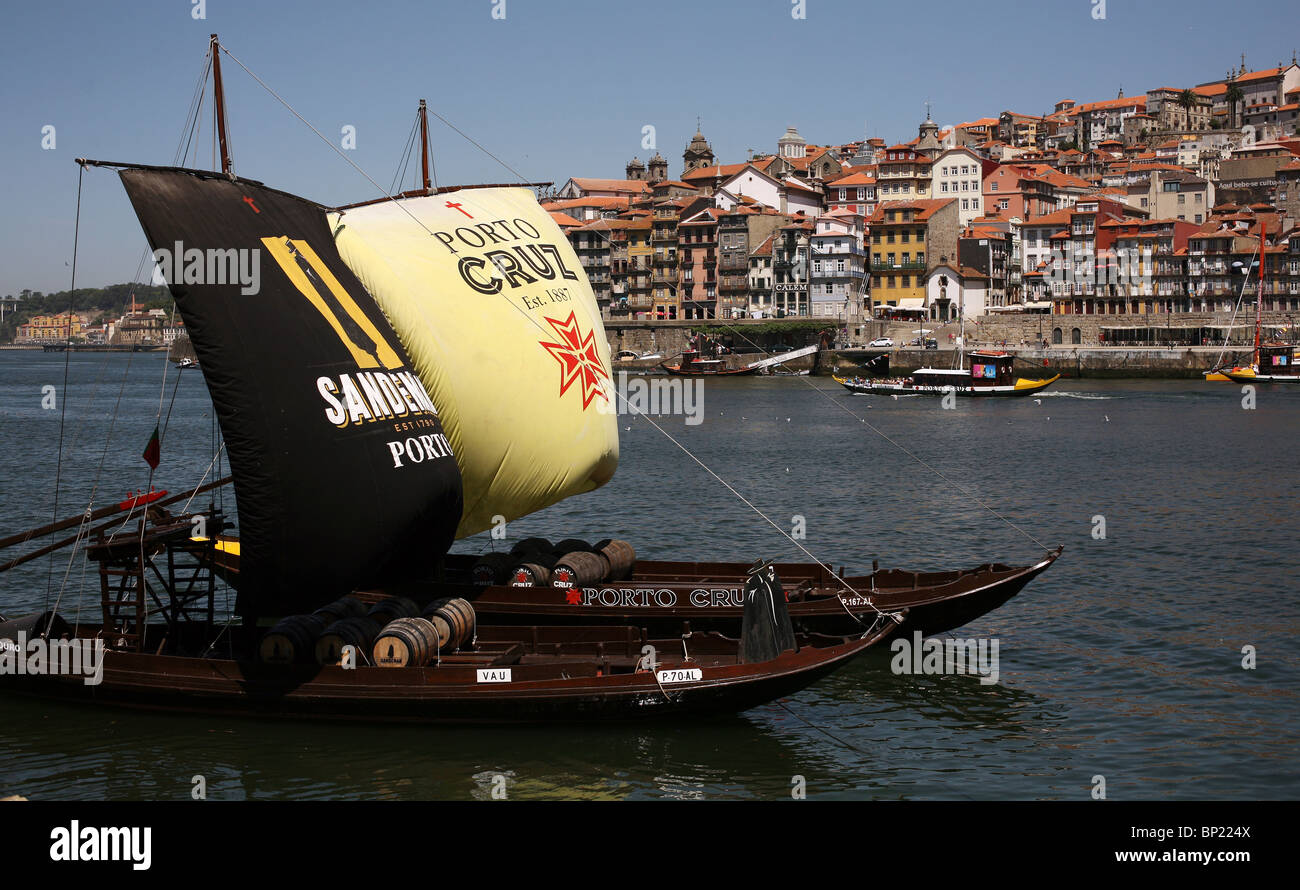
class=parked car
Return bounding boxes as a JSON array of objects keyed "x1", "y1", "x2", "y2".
[
  {"x1": 923, "y1": 338, "x2": 938, "y2": 350},
  {"x1": 869, "y1": 337, "x2": 894, "y2": 348},
  {"x1": 771, "y1": 344, "x2": 794, "y2": 353}
]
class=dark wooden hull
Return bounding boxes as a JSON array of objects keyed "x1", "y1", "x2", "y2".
[
  {"x1": 0, "y1": 626, "x2": 889, "y2": 725},
  {"x1": 381, "y1": 549, "x2": 1062, "y2": 640}
]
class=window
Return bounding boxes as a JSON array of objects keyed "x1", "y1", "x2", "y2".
[
  {"x1": 991, "y1": 183, "x2": 998, "y2": 192},
  {"x1": 999, "y1": 199, "x2": 1009, "y2": 210}
]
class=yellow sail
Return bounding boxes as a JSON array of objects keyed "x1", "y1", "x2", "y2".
[{"x1": 329, "y1": 188, "x2": 618, "y2": 538}]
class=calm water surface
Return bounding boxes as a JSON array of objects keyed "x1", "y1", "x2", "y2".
[{"x1": 0, "y1": 350, "x2": 1296, "y2": 800}]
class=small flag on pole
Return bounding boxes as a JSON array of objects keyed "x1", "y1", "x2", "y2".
[{"x1": 142, "y1": 424, "x2": 161, "y2": 470}]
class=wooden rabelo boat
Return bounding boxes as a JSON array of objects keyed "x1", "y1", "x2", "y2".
[
  {"x1": 835, "y1": 350, "x2": 1058, "y2": 397},
  {"x1": 0, "y1": 36, "x2": 901, "y2": 723},
  {"x1": 659, "y1": 350, "x2": 762, "y2": 376}
]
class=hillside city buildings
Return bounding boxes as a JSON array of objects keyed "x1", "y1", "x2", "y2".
[{"x1": 546, "y1": 58, "x2": 1300, "y2": 329}]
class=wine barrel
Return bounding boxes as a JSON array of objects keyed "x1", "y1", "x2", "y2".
[
  {"x1": 424, "y1": 598, "x2": 476, "y2": 651},
  {"x1": 471, "y1": 552, "x2": 513, "y2": 586},
  {"x1": 366, "y1": 596, "x2": 419, "y2": 623},
  {"x1": 509, "y1": 562, "x2": 551, "y2": 586},
  {"x1": 508, "y1": 537, "x2": 553, "y2": 556},
  {"x1": 551, "y1": 538, "x2": 592, "y2": 555},
  {"x1": 259, "y1": 614, "x2": 328, "y2": 664},
  {"x1": 425, "y1": 614, "x2": 453, "y2": 648},
  {"x1": 312, "y1": 596, "x2": 367, "y2": 624},
  {"x1": 550, "y1": 550, "x2": 609, "y2": 589},
  {"x1": 372, "y1": 617, "x2": 439, "y2": 668},
  {"x1": 594, "y1": 539, "x2": 636, "y2": 581},
  {"x1": 315, "y1": 616, "x2": 382, "y2": 665},
  {"x1": 509, "y1": 551, "x2": 556, "y2": 586}
]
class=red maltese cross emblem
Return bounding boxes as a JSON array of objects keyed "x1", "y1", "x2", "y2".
[{"x1": 538, "y1": 311, "x2": 610, "y2": 410}]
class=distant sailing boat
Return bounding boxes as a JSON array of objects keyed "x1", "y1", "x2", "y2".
[{"x1": 1216, "y1": 224, "x2": 1300, "y2": 384}]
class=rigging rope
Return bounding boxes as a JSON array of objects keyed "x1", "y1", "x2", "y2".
[
  {"x1": 43, "y1": 164, "x2": 84, "y2": 612},
  {"x1": 49, "y1": 49, "x2": 217, "y2": 610}
]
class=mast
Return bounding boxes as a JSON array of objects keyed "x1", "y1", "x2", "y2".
[
  {"x1": 210, "y1": 34, "x2": 232, "y2": 176},
  {"x1": 1253, "y1": 222, "x2": 1265, "y2": 370},
  {"x1": 419, "y1": 99, "x2": 431, "y2": 193}
]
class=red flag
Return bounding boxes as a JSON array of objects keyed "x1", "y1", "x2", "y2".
[{"x1": 142, "y1": 424, "x2": 160, "y2": 470}]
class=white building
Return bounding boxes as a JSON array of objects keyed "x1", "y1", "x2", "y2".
[{"x1": 931, "y1": 147, "x2": 988, "y2": 226}]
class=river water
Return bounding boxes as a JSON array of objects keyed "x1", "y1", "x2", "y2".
[{"x1": 0, "y1": 350, "x2": 1296, "y2": 800}]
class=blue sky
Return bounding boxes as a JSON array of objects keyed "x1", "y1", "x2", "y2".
[{"x1": 1, "y1": 0, "x2": 1296, "y2": 295}]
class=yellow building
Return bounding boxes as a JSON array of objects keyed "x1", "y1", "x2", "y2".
[
  {"x1": 624, "y1": 215, "x2": 654, "y2": 317},
  {"x1": 868, "y1": 200, "x2": 958, "y2": 314},
  {"x1": 16, "y1": 313, "x2": 84, "y2": 343}
]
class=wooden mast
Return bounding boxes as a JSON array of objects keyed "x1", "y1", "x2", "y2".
[
  {"x1": 1253, "y1": 222, "x2": 1265, "y2": 370},
  {"x1": 210, "y1": 33, "x2": 233, "y2": 176},
  {"x1": 419, "y1": 99, "x2": 431, "y2": 193}
]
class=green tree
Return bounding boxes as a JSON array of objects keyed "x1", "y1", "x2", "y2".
[{"x1": 1225, "y1": 81, "x2": 1244, "y2": 129}]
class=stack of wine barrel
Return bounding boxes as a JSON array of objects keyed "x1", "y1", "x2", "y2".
[
  {"x1": 471, "y1": 537, "x2": 636, "y2": 588},
  {"x1": 259, "y1": 595, "x2": 475, "y2": 668}
]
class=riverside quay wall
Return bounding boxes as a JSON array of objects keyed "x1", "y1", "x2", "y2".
[{"x1": 602, "y1": 314, "x2": 1293, "y2": 378}]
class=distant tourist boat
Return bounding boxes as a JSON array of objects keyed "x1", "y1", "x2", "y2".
[{"x1": 836, "y1": 350, "x2": 1058, "y2": 397}]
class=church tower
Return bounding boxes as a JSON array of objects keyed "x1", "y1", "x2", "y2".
[
  {"x1": 625, "y1": 156, "x2": 646, "y2": 181},
  {"x1": 648, "y1": 152, "x2": 669, "y2": 184},
  {"x1": 682, "y1": 125, "x2": 715, "y2": 177}
]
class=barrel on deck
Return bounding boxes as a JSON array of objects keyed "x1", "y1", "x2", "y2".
[
  {"x1": 421, "y1": 597, "x2": 475, "y2": 650},
  {"x1": 593, "y1": 539, "x2": 636, "y2": 581},
  {"x1": 509, "y1": 537, "x2": 553, "y2": 556},
  {"x1": 550, "y1": 550, "x2": 610, "y2": 588},
  {"x1": 315, "y1": 616, "x2": 382, "y2": 665},
  {"x1": 311, "y1": 596, "x2": 367, "y2": 624},
  {"x1": 372, "y1": 617, "x2": 440, "y2": 668},
  {"x1": 366, "y1": 596, "x2": 419, "y2": 624},
  {"x1": 471, "y1": 552, "x2": 513, "y2": 586},
  {"x1": 509, "y1": 552, "x2": 557, "y2": 586},
  {"x1": 260, "y1": 614, "x2": 328, "y2": 664}
]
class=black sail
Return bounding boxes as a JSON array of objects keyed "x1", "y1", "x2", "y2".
[{"x1": 119, "y1": 167, "x2": 463, "y2": 615}]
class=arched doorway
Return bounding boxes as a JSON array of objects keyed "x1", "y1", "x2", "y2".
[
  {"x1": 1052, "y1": 327, "x2": 1063, "y2": 345},
  {"x1": 1071, "y1": 327, "x2": 1082, "y2": 344}
]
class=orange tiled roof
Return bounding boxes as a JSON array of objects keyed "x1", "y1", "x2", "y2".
[
  {"x1": 1071, "y1": 96, "x2": 1147, "y2": 115},
  {"x1": 1237, "y1": 66, "x2": 1294, "y2": 84},
  {"x1": 867, "y1": 198, "x2": 957, "y2": 224},
  {"x1": 569, "y1": 178, "x2": 651, "y2": 193}
]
